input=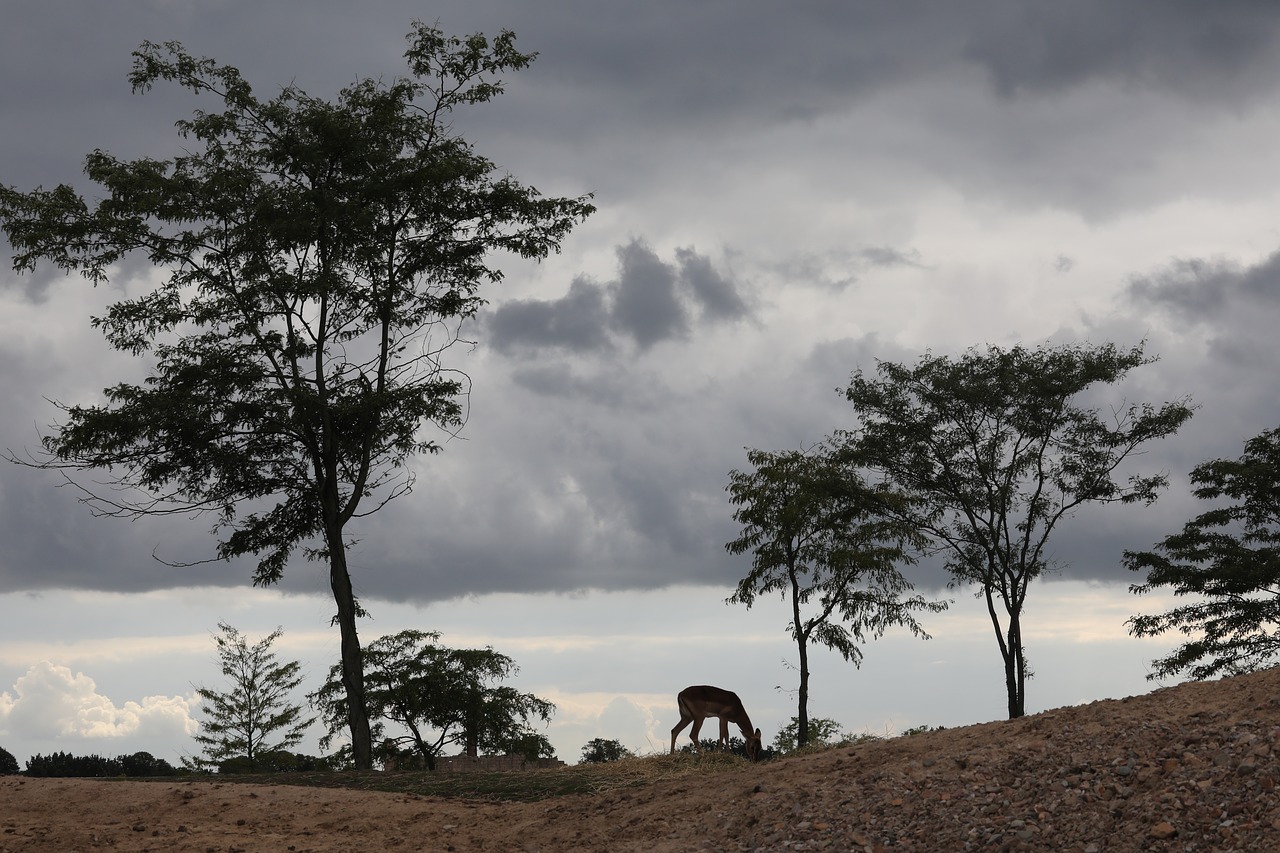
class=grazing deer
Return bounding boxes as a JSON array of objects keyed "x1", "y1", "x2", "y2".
[{"x1": 670, "y1": 685, "x2": 762, "y2": 761}]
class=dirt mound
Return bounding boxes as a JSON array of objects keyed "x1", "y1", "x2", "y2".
[{"x1": 3, "y1": 668, "x2": 1279, "y2": 851}]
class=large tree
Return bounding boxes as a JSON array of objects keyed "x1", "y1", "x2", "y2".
[
  {"x1": 0, "y1": 25, "x2": 592, "y2": 768},
  {"x1": 842, "y1": 341, "x2": 1193, "y2": 718},
  {"x1": 188, "y1": 622, "x2": 313, "y2": 771},
  {"x1": 726, "y1": 445, "x2": 942, "y2": 748},
  {"x1": 310, "y1": 629, "x2": 555, "y2": 770},
  {"x1": 1126, "y1": 426, "x2": 1280, "y2": 680}
]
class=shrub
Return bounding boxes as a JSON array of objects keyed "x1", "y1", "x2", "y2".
[{"x1": 26, "y1": 751, "x2": 122, "y2": 777}]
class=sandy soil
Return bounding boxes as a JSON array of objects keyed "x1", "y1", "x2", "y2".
[{"x1": 4, "y1": 668, "x2": 1280, "y2": 852}]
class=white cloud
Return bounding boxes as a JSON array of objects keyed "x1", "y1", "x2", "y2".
[
  {"x1": 535, "y1": 691, "x2": 667, "y2": 760},
  {"x1": 0, "y1": 661, "x2": 198, "y2": 741}
]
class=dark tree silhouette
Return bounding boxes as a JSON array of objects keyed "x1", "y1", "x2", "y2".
[{"x1": 0, "y1": 24, "x2": 592, "y2": 768}]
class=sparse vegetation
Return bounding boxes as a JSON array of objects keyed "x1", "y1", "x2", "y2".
[
  {"x1": 771, "y1": 715, "x2": 846, "y2": 753},
  {"x1": 208, "y1": 750, "x2": 754, "y2": 802}
]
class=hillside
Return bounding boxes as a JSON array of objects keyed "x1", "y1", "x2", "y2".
[{"x1": 3, "y1": 668, "x2": 1279, "y2": 851}]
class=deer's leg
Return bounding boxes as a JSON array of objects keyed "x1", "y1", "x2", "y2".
[
  {"x1": 671, "y1": 707, "x2": 695, "y2": 753},
  {"x1": 719, "y1": 716, "x2": 732, "y2": 751},
  {"x1": 688, "y1": 716, "x2": 705, "y2": 752}
]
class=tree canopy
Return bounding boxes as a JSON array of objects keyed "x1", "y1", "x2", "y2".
[
  {"x1": 0, "y1": 23, "x2": 593, "y2": 769},
  {"x1": 311, "y1": 629, "x2": 555, "y2": 771},
  {"x1": 726, "y1": 445, "x2": 942, "y2": 747},
  {"x1": 579, "y1": 738, "x2": 633, "y2": 764},
  {"x1": 841, "y1": 341, "x2": 1193, "y2": 717},
  {"x1": 1126, "y1": 426, "x2": 1280, "y2": 680}
]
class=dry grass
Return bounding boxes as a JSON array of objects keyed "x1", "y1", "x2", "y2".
[{"x1": 202, "y1": 749, "x2": 753, "y2": 803}]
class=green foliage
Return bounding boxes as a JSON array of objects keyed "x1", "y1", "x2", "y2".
[
  {"x1": 118, "y1": 751, "x2": 179, "y2": 777},
  {"x1": 1126, "y1": 426, "x2": 1280, "y2": 680},
  {"x1": 726, "y1": 444, "x2": 944, "y2": 748},
  {"x1": 900, "y1": 724, "x2": 944, "y2": 737},
  {"x1": 188, "y1": 623, "x2": 314, "y2": 772},
  {"x1": 841, "y1": 341, "x2": 1193, "y2": 717},
  {"x1": 25, "y1": 751, "x2": 132, "y2": 777},
  {"x1": 25, "y1": 750, "x2": 178, "y2": 777},
  {"x1": 0, "y1": 745, "x2": 20, "y2": 775},
  {"x1": 771, "y1": 716, "x2": 846, "y2": 753},
  {"x1": 311, "y1": 630, "x2": 555, "y2": 771},
  {"x1": 501, "y1": 731, "x2": 557, "y2": 763},
  {"x1": 216, "y1": 750, "x2": 335, "y2": 774},
  {"x1": 579, "y1": 738, "x2": 633, "y2": 764},
  {"x1": 0, "y1": 22, "x2": 591, "y2": 770}
]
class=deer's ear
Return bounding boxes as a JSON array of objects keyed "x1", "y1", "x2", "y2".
[{"x1": 754, "y1": 728, "x2": 762, "y2": 740}]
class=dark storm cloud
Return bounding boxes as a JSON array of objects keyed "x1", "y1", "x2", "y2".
[
  {"x1": 610, "y1": 240, "x2": 688, "y2": 348},
  {"x1": 674, "y1": 247, "x2": 749, "y2": 322},
  {"x1": 6, "y1": 0, "x2": 1280, "y2": 606},
  {"x1": 486, "y1": 240, "x2": 748, "y2": 355},
  {"x1": 764, "y1": 247, "x2": 924, "y2": 292},
  {"x1": 486, "y1": 278, "x2": 613, "y2": 354},
  {"x1": 1128, "y1": 251, "x2": 1280, "y2": 321},
  {"x1": 1047, "y1": 247, "x2": 1280, "y2": 587},
  {"x1": 517, "y1": 1, "x2": 1280, "y2": 134},
  {"x1": 962, "y1": 0, "x2": 1280, "y2": 100},
  {"x1": 0, "y1": 248, "x2": 65, "y2": 303}
]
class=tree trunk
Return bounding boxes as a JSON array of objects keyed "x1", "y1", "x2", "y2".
[
  {"x1": 466, "y1": 686, "x2": 480, "y2": 758},
  {"x1": 791, "y1": 566, "x2": 810, "y2": 749},
  {"x1": 984, "y1": 582, "x2": 1026, "y2": 719},
  {"x1": 797, "y1": 637, "x2": 810, "y2": 749},
  {"x1": 1006, "y1": 615, "x2": 1026, "y2": 718},
  {"x1": 327, "y1": 533, "x2": 373, "y2": 769}
]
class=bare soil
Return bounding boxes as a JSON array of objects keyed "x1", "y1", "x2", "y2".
[{"x1": 4, "y1": 667, "x2": 1280, "y2": 851}]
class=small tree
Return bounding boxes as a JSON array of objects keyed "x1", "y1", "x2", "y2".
[
  {"x1": 580, "y1": 738, "x2": 633, "y2": 764},
  {"x1": 726, "y1": 445, "x2": 943, "y2": 749},
  {"x1": 311, "y1": 629, "x2": 554, "y2": 770},
  {"x1": 188, "y1": 622, "x2": 314, "y2": 771},
  {"x1": 842, "y1": 341, "x2": 1194, "y2": 718},
  {"x1": 0, "y1": 745, "x2": 19, "y2": 775},
  {"x1": 1126, "y1": 426, "x2": 1280, "y2": 680},
  {"x1": 0, "y1": 24, "x2": 592, "y2": 770},
  {"x1": 771, "y1": 716, "x2": 845, "y2": 753}
]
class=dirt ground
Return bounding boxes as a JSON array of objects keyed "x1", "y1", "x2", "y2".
[{"x1": 4, "y1": 668, "x2": 1280, "y2": 852}]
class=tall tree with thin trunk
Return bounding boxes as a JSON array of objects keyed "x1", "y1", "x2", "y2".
[
  {"x1": 841, "y1": 341, "x2": 1194, "y2": 718},
  {"x1": 725, "y1": 445, "x2": 942, "y2": 747},
  {"x1": 189, "y1": 622, "x2": 313, "y2": 771},
  {"x1": 0, "y1": 24, "x2": 593, "y2": 769}
]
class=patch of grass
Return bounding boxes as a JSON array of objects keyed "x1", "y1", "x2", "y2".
[{"x1": 182, "y1": 751, "x2": 754, "y2": 803}]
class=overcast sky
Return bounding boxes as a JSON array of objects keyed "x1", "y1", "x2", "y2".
[{"x1": 2, "y1": 0, "x2": 1278, "y2": 767}]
